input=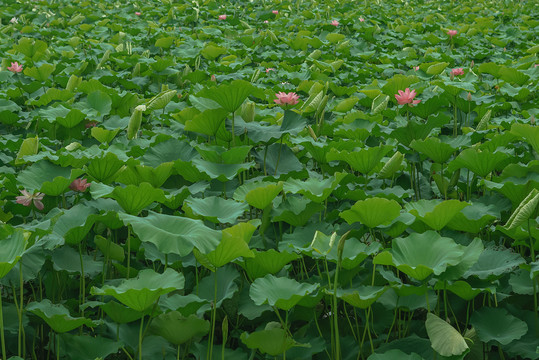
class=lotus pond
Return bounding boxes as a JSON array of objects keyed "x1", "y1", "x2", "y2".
[{"x1": 0, "y1": 0, "x2": 538, "y2": 359}]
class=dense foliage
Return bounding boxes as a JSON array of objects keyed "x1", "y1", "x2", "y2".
[{"x1": 0, "y1": 0, "x2": 538, "y2": 359}]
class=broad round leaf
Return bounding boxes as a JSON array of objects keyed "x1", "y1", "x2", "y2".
[
  {"x1": 250, "y1": 274, "x2": 319, "y2": 310},
  {"x1": 471, "y1": 307, "x2": 528, "y2": 345},
  {"x1": 426, "y1": 312, "x2": 469, "y2": 356},
  {"x1": 90, "y1": 268, "x2": 185, "y2": 312}
]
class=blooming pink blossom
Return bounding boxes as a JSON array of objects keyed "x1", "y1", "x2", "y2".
[
  {"x1": 331, "y1": 20, "x2": 339, "y2": 26},
  {"x1": 272, "y1": 10, "x2": 279, "y2": 15},
  {"x1": 70, "y1": 178, "x2": 91, "y2": 192},
  {"x1": 219, "y1": 14, "x2": 227, "y2": 20},
  {"x1": 447, "y1": 30, "x2": 457, "y2": 37},
  {"x1": 135, "y1": 12, "x2": 141, "y2": 16},
  {"x1": 274, "y1": 92, "x2": 299, "y2": 106},
  {"x1": 266, "y1": 68, "x2": 275, "y2": 73},
  {"x1": 264, "y1": 20, "x2": 269, "y2": 24},
  {"x1": 414, "y1": 66, "x2": 419, "y2": 71},
  {"x1": 395, "y1": 88, "x2": 421, "y2": 106},
  {"x1": 16, "y1": 190, "x2": 44, "y2": 210},
  {"x1": 450, "y1": 68, "x2": 464, "y2": 76},
  {"x1": 7, "y1": 62, "x2": 23, "y2": 73},
  {"x1": 359, "y1": 17, "x2": 365, "y2": 22}
]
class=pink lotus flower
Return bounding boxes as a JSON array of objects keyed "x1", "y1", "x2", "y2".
[
  {"x1": 266, "y1": 68, "x2": 275, "y2": 73},
  {"x1": 395, "y1": 88, "x2": 421, "y2": 106},
  {"x1": 272, "y1": 10, "x2": 279, "y2": 15},
  {"x1": 414, "y1": 66, "x2": 419, "y2": 71},
  {"x1": 447, "y1": 30, "x2": 457, "y2": 37},
  {"x1": 16, "y1": 190, "x2": 44, "y2": 210},
  {"x1": 264, "y1": 20, "x2": 269, "y2": 24},
  {"x1": 135, "y1": 12, "x2": 141, "y2": 16},
  {"x1": 451, "y1": 68, "x2": 464, "y2": 76},
  {"x1": 7, "y1": 62, "x2": 23, "y2": 73},
  {"x1": 70, "y1": 178, "x2": 91, "y2": 192},
  {"x1": 359, "y1": 17, "x2": 365, "y2": 22},
  {"x1": 274, "y1": 92, "x2": 299, "y2": 106},
  {"x1": 331, "y1": 20, "x2": 339, "y2": 26},
  {"x1": 219, "y1": 14, "x2": 227, "y2": 20}
]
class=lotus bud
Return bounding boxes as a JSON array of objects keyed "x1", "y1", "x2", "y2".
[
  {"x1": 450, "y1": 72, "x2": 455, "y2": 81},
  {"x1": 337, "y1": 231, "x2": 351, "y2": 259},
  {"x1": 250, "y1": 68, "x2": 261, "y2": 83},
  {"x1": 127, "y1": 105, "x2": 146, "y2": 139},
  {"x1": 65, "y1": 74, "x2": 81, "y2": 92},
  {"x1": 132, "y1": 62, "x2": 140, "y2": 77},
  {"x1": 222, "y1": 316, "x2": 228, "y2": 345},
  {"x1": 211, "y1": 74, "x2": 216, "y2": 82},
  {"x1": 470, "y1": 60, "x2": 474, "y2": 68},
  {"x1": 308, "y1": 125, "x2": 317, "y2": 141},
  {"x1": 531, "y1": 115, "x2": 535, "y2": 125},
  {"x1": 467, "y1": 92, "x2": 472, "y2": 101},
  {"x1": 241, "y1": 101, "x2": 256, "y2": 123},
  {"x1": 183, "y1": 64, "x2": 192, "y2": 77}
]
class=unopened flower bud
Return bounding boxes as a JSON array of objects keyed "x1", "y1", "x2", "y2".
[
  {"x1": 470, "y1": 60, "x2": 474, "y2": 68},
  {"x1": 308, "y1": 125, "x2": 317, "y2": 141},
  {"x1": 467, "y1": 92, "x2": 472, "y2": 101},
  {"x1": 531, "y1": 116, "x2": 536, "y2": 125},
  {"x1": 450, "y1": 72, "x2": 455, "y2": 81}
]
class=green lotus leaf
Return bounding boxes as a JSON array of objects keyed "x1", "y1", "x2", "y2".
[
  {"x1": 326, "y1": 239, "x2": 381, "y2": 269},
  {"x1": 250, "y1": 274, "x2": 319, "y2": 310},
  {"x1": 511, "y1": 123, "x2": 539, "y2": 153},
  {"x1": 405, "y1": 199, "x2": 469, "y2": 231},
  {"x1": 381, "y1": 74, "x2": 419, "y2": 98},
  {"x1": 184, "y1": 196, "x2": 248, "y2": 224},
  {"x1": 373, "y1": 231, "x2": 464, "y2": 281},
  {"x1": 0, "y1": 228, "x2": 27, "y2": 279},
  {"x1": 236, "y1": 182, "x2": 283, "y2": 210},
  {"x1": 434, "y1": 280, "x2": 483, "y2": 300},
  {"x1": 90, "y1": 127, "x2": 120, "y2": 144},
  {"x1": 240, "y1": 326, "x2": 298, "y2": 356},
  {"x1": 197, "y1": 266, "x2": 239, "y2": 308},
  {"x1": 283, "y1": 172, "x2": 347, "y2": 203},
  {"x1": 15, "y1": 136, "x2": 39, "y2": 165},
  {"x1": 446, "y1": 202, "x2": 498, "y2": 233},
  {"x1": 23, "y1": 63, "x2": 55, "y2": 81},
  {"x1": 464, "y1": 246, "x2": 525, "y2": 279},
  {"x1": 198, "y1": 79, "x2": 263, "y2": 113},
  {"x1": 272, "y1": 196, "x2": 324, "y2": 227},
  {"x1": 26, "y1": 299, "x2": 98, "y2": 333},
  {"x1": 59, "y1": 333, "x2": 122, "y2": 360},
  {"x1": 341, "y1": 197, "x2": 401, "y2": 228},
  {"x1": 410, "y1": 137, "x2": 456, "y2": 163},
  {"x1": 368, "y1": 350, "x2": 423, "y2": 360},
  {"x1": 17, "y1": 160, "x2": 84, "y2": 195},
  {"x1": 471, "y1": 307, "x2": 528, "y2": 345},
  {"x1": 447, "y1": 148, "x2": 510, "y2": 178},
  {"x1": 184, "y1": 108, "x2": 229, "y2": 138},
  {"x1": 150, "y1": 312, "x2": 209, "y2": 345},
  {"x1": 426, "y1": 312, "x2": 469, "y2": 356},
  {"x1": 85, "y1": 152, "x2": 125, "y2": 184},
  {"x1": 110, "y1": 182, "x2": 166, "y2": 215},
  {"x1": 390, "y1": 113, "x2": 450, "y2": 147},
  {"x1": 336, "y1": 286, "x2": 387, "y2": 309},
  {"x1": 90, "y1": 268, "x2": 184, "y2": 312},
  {"x1": 119, "y1": 211, "x2": 220, "y2": 256},
  {"x1": 200, "y1": 221, "x2": 257, "y2": 268},
  {"x1": 326, "y1": 145, "x2": 392, "y2": 175},
  {"x1": 100, "y1": 300, "x2": 143, "y2": 323},
  {"x1": 242, "y1": 250, "x2": 299, "y2": 279},
  {"x1": 438, "y1": 238, "x2": 484, "y2": 281}
]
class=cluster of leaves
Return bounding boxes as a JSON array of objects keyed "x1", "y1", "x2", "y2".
[{"x1": 0, "y1": 0, "x2": 538, "y2": 359}]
